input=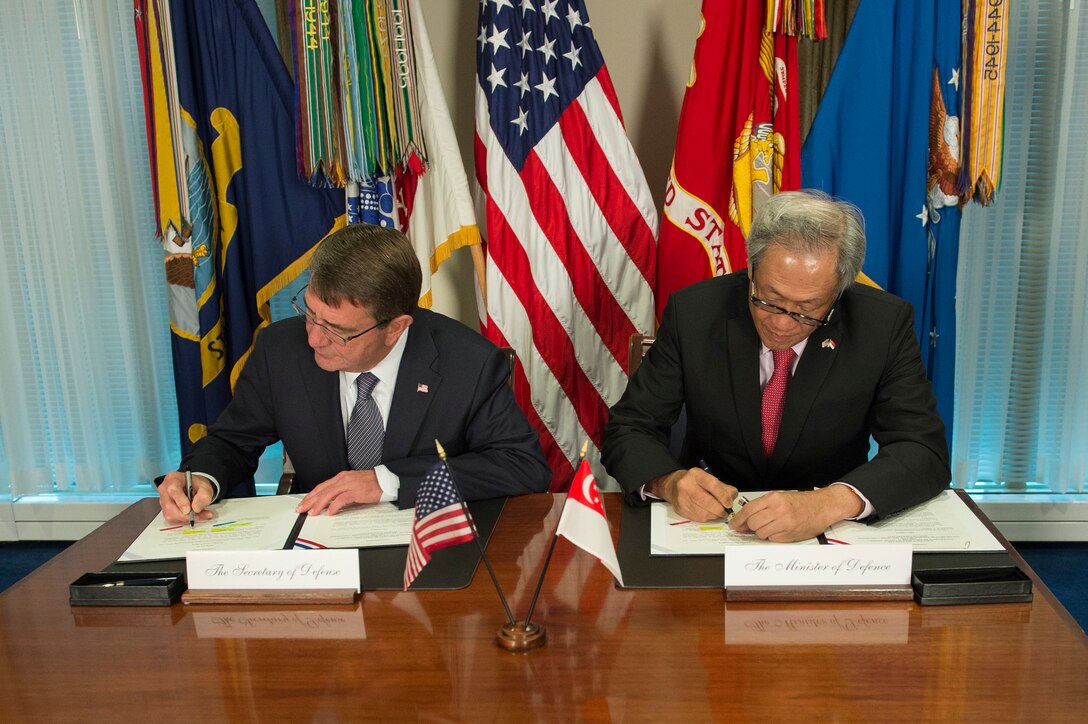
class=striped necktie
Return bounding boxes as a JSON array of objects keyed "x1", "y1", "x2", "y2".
[{"x1": 347, "y1": 372, "x2": 384, "y2": 470}]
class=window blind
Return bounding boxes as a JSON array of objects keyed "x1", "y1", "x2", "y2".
[{"x1": 954, "y1": 0, "x2": 1088, "y2": 493}]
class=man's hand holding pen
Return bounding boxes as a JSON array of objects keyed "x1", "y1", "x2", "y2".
[
  {"x1": 157, "y1": 471, "x2": 216, "y2": 524},
  {"x1": 728, "y1": 487, "x2": 864, "y2": 543},
  {"x1": 646, "y1": 467, "x2": 741, "y2": 523}
]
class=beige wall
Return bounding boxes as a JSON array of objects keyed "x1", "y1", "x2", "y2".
[{"x1": 417, "y1": 0, "x2": 702, "y2": 324}]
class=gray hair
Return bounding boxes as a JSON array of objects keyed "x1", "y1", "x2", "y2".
[
  {"x1": 746, "y1": 190, "x2": 866, "y2": 295},
  {"x1": 308, "y1": 224, "x2": 422, "y2": 321}
]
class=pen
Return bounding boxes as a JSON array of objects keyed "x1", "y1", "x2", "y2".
[
  {"x1": 699, "y1": 460, "x2": 747, "y2": 518},
  {"x1": 185, "y1": 467, "x2": 195, "y2": 528},
  {"x1": 93, "y1": 577, "x2": 178, "y2": 587}
]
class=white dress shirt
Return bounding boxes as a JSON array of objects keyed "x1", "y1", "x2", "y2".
[{"x1": 339, "y1": 327, "x2": 410, "y2": 502}]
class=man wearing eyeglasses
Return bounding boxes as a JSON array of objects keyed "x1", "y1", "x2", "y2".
[
  {"x1": 157, "y1": 224, "x2": 550, "y2": 522},
  {"x1": 602, "y1": 190, "x2": 949, "y2": 542}
]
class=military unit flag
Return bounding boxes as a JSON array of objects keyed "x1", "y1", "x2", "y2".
[
  {"x1": 655, "y1": 0, "x2": 799, "y2": 319},
  {"x1": 135, "y1": 0, "x2": 344, "y2": 464},
  {"x1": 286, "y1": 0, "x2": 482, "y2": 309}
]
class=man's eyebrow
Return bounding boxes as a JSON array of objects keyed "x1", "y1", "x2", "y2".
[
  {"x1": 324, "y1": 321, "x2": 358, "y2": 334},
  {"x1": 761, "y1": 283, "x2": 826, "y2": 308},
  {"x1": 307, "y1": 309, "x2": 360, "y2": 335},
  {"x1": 304, "y1": 295, "x2": 363, "y2": 333}
]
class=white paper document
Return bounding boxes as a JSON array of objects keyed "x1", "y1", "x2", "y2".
[
  {"x1": 294, "y1": 503, "x2": 415, "y2": 549},
  {"x1": 119, "y1": 494, "x2": 305, "y2": 562},
  {"x1": 650, "y1": 494, "x2": 819, "y2": 555},
  {"x1": 649, "y1": 489, "x2": 1004, "y2": 556},
  {"x1": 824, "y1": 490, "x2": 1004, "y2": 551}
]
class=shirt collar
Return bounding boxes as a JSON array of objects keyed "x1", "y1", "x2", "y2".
[{"x1": 343, "y1": 326, "x2": 411, "y2": 389}]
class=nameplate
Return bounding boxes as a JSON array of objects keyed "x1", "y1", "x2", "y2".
[
  {"x1": 723, "y1": 544, "x2": 912, "y2": 587},
  {"x1": 186, "y1": 550, "x2": 361, "y2": 593}
]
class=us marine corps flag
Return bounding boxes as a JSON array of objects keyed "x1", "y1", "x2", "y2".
[{"x1": 656, "y1": 0, "x2": 799, "y2": 318}]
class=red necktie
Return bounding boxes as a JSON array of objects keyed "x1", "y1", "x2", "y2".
[{"x1": 761, "y1": 348, "x2": 796, "y2": 458}]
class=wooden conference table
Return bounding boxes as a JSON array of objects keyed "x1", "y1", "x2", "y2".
[{"x1": 1, "y1": 494, "x2": 1086, "y2": 722}]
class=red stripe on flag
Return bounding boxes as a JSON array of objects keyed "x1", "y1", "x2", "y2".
[
  {"x1": 475, "y1": 134, "x2": 610, "y2": 452},
  {"x1": 558, "y1": 99, "x2": 656, "y2": 284},
  {"x1": 482, "y1": 198, "x2": 609, "y2": 451},
  {"x1": 484, "y1": 322, "x2": 576, "y2": 491},
  {"x1": 517, "y1": 150, "x2": 632, "y2": 369},
  {"x1": 595, "y1": 66, "x2": 625, "y2": 127}
]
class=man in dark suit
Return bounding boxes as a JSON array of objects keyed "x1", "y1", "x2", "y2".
[
  {"x1": 158, "y1": 224, "x2": 550, "y2": 523},
  {"x1": 602, "y1": 190, "x2": 949, "y2": 542}
]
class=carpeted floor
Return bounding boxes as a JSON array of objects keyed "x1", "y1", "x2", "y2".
[
  {"x1": 0, "y1": 541, "x2": 72, "y2": 594},
  {"x1": 1, "y1": 540, "x2": 1085, "y2": 633},
  {"x1": 1014, "y1": 542, "x2": 1088, "y2": 633}
]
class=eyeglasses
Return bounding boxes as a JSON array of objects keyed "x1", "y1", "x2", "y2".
[
  {"x1": 290, "y1": 286, "x2": 390, "y2": 346},
  {"x1": 749, "y1": 278, "x2": 839, "y2": 327}
]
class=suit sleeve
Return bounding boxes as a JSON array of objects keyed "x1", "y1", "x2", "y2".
[
  {"x1": 839, "y1": 302, "x2": 950, "y2": 518},
  {"x1": 385, "y1": 345, "x2": 552, "y2": 507},
  {"x1": 601, "y1": 298, "x2": 688, "y2": 505},
  {"x1": 178, "y1": 331, "x2": 280, "y2": 497}
]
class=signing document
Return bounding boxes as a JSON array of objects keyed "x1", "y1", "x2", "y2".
[
  {"x1": 651, "y1": 489, "x2": 1003, "y2": 556},
  {"x1": 651, "y1": 492, "x2": 820, "y2": 555},
  {"x1": 293, "y1": 503, "x2": 414, "y2": 549},
  {"x1": 121, "y1": 496, "x2": 416, "y2": 561},
  {"x1": 824, "y1": 489, "x2": 1004, "y2": 551}
]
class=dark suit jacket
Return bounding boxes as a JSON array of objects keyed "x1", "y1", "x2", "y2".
[
  {"x1": 182, "y1": 309, "x2": 551, "y2": 507},
  {"x1": 602, "y1": 271, "x2": 950, "y2": 520}
]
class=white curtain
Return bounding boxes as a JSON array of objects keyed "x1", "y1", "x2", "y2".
[
  {"x1": 0, "y1": 1, "x2": 179, "y2": 496},
  {"x1": 954, "y1": 0, "x2": 1088, "y2": 493}
]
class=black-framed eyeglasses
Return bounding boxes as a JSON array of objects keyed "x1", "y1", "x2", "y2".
[
  {"x1": 749, "y1": 278, "x2": 839, "y2": 328},
  {"x1": 290, "y1": 285, "x2": 390, "y2": 346}
]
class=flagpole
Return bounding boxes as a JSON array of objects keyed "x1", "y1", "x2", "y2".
[
  {"x1": 522, "y1": 529, "x2": 560, "y2": 630},
  {"x1": 521, "y1": 440, "x2": 588, "y2": 631},
  {"x1": 434, "y1": 440, "x2": 516, "y2": 627}
]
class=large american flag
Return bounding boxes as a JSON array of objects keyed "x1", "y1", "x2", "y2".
[
  {"x1": 475, "y1": 0, "x2": 658, "y2": 487},
  {"x1": 402, "y1": 462, "x2": 477, "y2": 590}
]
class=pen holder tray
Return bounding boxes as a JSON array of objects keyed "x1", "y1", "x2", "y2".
[
  {"x1": 911, "y1": 566, "x2": 1032, "y2": 606},
  {"x1": 69, "y1": 571, "x2": 187, "y2": 607}
]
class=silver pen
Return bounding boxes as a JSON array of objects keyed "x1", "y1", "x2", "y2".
[
  {"x1": 185, "y1": 467, "x2": 195, "y2": 528},
  {"x1": 699, "y1": 460, "x2": 748, "y2": 518}
]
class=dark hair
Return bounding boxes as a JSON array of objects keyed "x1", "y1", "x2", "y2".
[
  {"x1": 746, "y1": 190, "x2": 866, "y2": 295},
  {"x1": 308, "y1": 224, "x2": 422, "y2": 321}
]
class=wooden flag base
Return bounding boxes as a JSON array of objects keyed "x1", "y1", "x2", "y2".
[{"x1": 496, "y1": 621, "x2": 546, "y2": 652}]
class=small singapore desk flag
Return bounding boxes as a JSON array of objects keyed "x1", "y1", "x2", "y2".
[
  {"x1": 403, "y1": 462, "x2": 475, "y2": 590},
  {"x1": 556, "y1": 458, "x2": 624, "y2": 586}
]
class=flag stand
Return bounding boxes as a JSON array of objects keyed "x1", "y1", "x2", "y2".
[
  {"x1": 496, "y1": 620, "x2": 546, "y2": 652},
  {"x1": 432, "y1": 441, "x2": 524, "y2": 646},
  {"x1": 496, "y1": 528, "x2": 556, "y2": 652},
  {"x1": 496, "y1": 441, "x2": 587, "y2": 652}
]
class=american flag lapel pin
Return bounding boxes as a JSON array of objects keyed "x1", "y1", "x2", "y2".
[
  {"x1": 821, "y1": 338, "x2": 836, "y2": 350},
  {"x1": 416, "y1": 383, "x2": 429, "y2": 393}
]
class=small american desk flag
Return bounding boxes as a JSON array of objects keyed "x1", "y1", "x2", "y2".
[{"x1": 403, "y1": 463, "x2": 476, "y2": 590}]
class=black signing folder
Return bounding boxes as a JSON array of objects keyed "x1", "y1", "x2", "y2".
[
  {"x1": 106, "y1": 496, "x2": 507, "y2": 591},
  {"x1": 617, "y1": 500, "x2": 1032, "y2": 602},
  {"x1": 617, "y1": 503, "x2": 724, "y2": 589}
]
